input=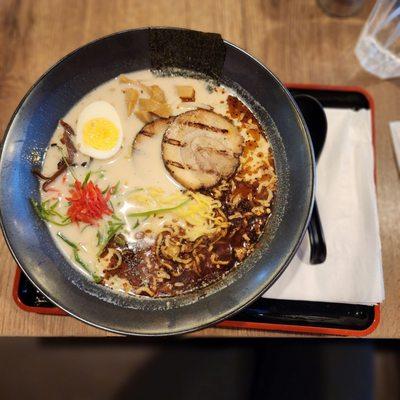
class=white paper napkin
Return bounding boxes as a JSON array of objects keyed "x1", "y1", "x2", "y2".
[
  {"x1": 263, "y1": 108, "x2": 384, "y2": 305},
  {"x1": 390, "y1": 121, "x2": 400, "y2": 170}
]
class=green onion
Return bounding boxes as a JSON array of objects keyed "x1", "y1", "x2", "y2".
[
  {"x1": 57, "y1": 232, "x2": 100, "y2": 283},
  {"x1": 132, "y1": 220, "x2": 140, "y2": 229},
  {"x1": 57, "y1": 232, "x2": 78, "y2": 249},
  {"x1": 50, "y1": 200, "x2": 59, "y2": 210},
  {"x1": 30, "y1": 198, "x2": 71, "y2": 226},
  {"x1": 74, "y1": 249, "x2": 101, "y2": 283},
  {"x1": 82, "y1": 171, "x2": 91, "y2": 186},
  {"x1": 111, "y1": 213, "x2": 123, "y2": 222},
  {"x1": 114, "y1": 235, "x2": 126, "y2": 247},
  {"x1": 111, "y1": 181, "x2": 120, "y2": 195},
  {"x1": 73, "y1": 249, "x2": 90, "y2": 272},
  {"x1": 96, "y1": 231, "x2": 103, "y2": 246},
  {"x1": 102, "y1": 185, "x2": 110, "y2": 195},
  {"x1": 125, "y1": 188, "x2": 144, "y2": 195},
  {"x1": 107, "y1": 222, "x2": 125, "y2": 237},
  {"x1": 97, "y1": 221, "x2": 125, "y2": 256},
  {"x1": 127, "y1": 199, "x2": 190, "y2": 218},
  {"x1": 80, "y1": 224, "x2": 90, "y2": 233},
  {"x1": 92, "y1": 169, "x2": 105, "y2": 178},
  {"x1": 131, "y1": 214, "x2": 150, "y2": 229}
]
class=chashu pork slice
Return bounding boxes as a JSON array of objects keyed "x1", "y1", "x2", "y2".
[
  {"x1": 162, "y1": 109, "x2": 243, "y2": 190},
  {"x1": 132, "y1": 117, "x2": 173, "y2": 152}
]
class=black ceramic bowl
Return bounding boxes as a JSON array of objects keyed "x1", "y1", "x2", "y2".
[{"x1": 0, "y1": 28, "x2": 314, "y2": 336}]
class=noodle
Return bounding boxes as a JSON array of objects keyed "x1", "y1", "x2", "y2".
[
  {"x1": 97, "y1": 95, "x2": 277, "y2": 297},
  {"x1": 105, "y1": 97, "x2": 277, "y2": 296}
]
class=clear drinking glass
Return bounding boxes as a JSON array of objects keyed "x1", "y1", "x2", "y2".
[{"x1": 355, "y1": 0, "x2": 400, "y2": 79}]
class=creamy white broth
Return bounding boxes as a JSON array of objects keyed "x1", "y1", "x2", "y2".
[{"x1": 41, "y1": 70, "x2": 232, "y2": 286}]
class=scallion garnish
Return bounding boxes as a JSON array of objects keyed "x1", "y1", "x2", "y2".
[
  {"x1": 111, "y1": 181, "x2": 120, "y2": 195},
  {"x1": 127, "y1": 199, "x2": 190, "y2": 218},
  {"x1": 96, "y1": 231, "x2": 103, "y2": 246},
  {"x1": 57, "y1": 232, "x2": 100, "y2": 282},
  {"x1": 73, "y1": 249, "x2": 90, "y2": 272},
  {"x1": 82, "y1": 171, "x2": 91, "y2": 187},
  {"x1": 111, "y1": 213, "x2": 123, "y2": 222},
  {"x1": 30, "y1": 198, "x2": 71, "y2": 226},
  {"x1": 92, "y1": 169, "x2": 105, "y2": 178},
  {"x1": 132, "y1": 220, "x2": 140, "y2": 229},
  {"x1": 57, "y1": 232, "x2": 79, "y2": 249},
  {"x1": 80, "y1": 224, "x2": 90, "y2": 233},
  {"x1": 96, "y1": 220, "x2": 125, "y2": 256}
]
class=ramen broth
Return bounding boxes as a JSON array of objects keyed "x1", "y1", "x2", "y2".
[{"x1": 35, "y1": 70, "x2": 277, "y2": 297}]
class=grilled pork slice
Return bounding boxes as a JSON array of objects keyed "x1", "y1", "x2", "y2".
[
  {"x1": 132, "y1": 118, "x2": 173, "y2": 152},
  {"x1": 162, "y1": 109, "x2": 243, "y2": 190}
]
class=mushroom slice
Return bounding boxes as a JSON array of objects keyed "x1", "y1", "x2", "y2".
[
  {"x1": 162, "y1": 109, "x2": 243, "y2": 190},
  {"x1": 135, "y1": 110, "x2": 153, "y2": 123},
  {"x1": 138, "y1": 98, "x2": 172, "y2": 118},
  {"x1": 177, "y1": 85, "x2": 195, "y2": 102},
  {"x1": 133, "y1": 118, "x2": 173, "y2": 152},
  {"x1": 125, "y1": 88, "x2": 139, "y2": 116}
]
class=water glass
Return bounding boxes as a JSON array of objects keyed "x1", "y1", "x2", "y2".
[{"x1": 355, "y1": 0, "x2": 400, "y2": 79}]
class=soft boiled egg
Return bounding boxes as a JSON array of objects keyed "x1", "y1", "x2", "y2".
[{"x1": 76, "y1": 101, "x2": 123, "y2": 159}]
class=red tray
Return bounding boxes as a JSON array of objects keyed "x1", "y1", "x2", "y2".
[{"x1": 12, "y1": 83, "x2": 381, "y2": 337}]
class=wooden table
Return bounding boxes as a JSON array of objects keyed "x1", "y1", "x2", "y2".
[{"x1": 0, "y1": 0, "x2": 398, "y2": 338}]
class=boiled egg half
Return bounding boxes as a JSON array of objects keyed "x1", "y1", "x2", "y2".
[{"x1": 76, "y1": 101, "x2": 123, "y2": 159}]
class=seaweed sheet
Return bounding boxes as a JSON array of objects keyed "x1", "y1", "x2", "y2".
[{"x1": 149, "y1": 28, "x2": 226, "y2": 79}]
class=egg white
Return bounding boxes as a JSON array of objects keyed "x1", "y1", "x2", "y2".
[{"x1": 76, "y1": 101, "x2": 123, "y2": 159}]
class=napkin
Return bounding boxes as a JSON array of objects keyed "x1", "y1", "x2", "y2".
[
  {"x1": 390, "y1": 121, "x2": 400, "y2": 170},
  {"x1": 263, "y1": 108, "x2": 384, "y2": 305}
]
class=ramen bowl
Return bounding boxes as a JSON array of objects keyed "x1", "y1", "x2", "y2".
[{"x1": 0, "y1": 28, "x2": 314, "y2": 335}]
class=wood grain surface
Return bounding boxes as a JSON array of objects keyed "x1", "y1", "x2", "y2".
[{"x1": 0, "y1": 0, "x2": 398, "y2": 338}]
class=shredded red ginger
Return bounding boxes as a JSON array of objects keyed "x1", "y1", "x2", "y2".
[{"x1": 67, "y1": 180, "x2": 112, "y2": 224}]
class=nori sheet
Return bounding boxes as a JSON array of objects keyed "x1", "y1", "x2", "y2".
[{"x1": 149, "y1": 28, "x2": 226, "y2": 79}]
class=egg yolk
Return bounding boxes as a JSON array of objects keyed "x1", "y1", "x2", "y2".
[{"x1": 83, "y1": 118, "x2": 119, "y2": 150}]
